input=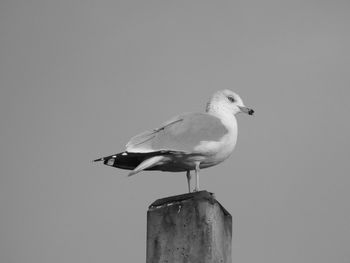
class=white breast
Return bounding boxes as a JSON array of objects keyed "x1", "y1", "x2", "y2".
[{"x1": 194, "y1": 114, "x2": 238, "y2": 168}]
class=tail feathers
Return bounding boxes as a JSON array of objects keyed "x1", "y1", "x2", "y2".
[{"x1": 128, "y1": 155, "x2": 165, "y2": 176}]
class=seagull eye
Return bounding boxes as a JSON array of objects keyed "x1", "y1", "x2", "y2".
[{"x1": 227, "y1": 96, "x2": 235, "y2": 103}]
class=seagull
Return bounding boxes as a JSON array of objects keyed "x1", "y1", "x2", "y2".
[{"x1": 94, "y1": 90, "x2": 254, "y2": 192}]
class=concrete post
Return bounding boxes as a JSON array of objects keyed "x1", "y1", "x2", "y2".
[{"x1": 146, "y1": 191, "x2": 232, "y2": 263}]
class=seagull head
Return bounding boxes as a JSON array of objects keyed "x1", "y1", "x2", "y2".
[{"x1": 207, "y1": 89, "x2": 254, "y2": 116}]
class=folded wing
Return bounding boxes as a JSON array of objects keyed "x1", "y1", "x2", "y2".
[{"x1": 126, "y1": 113, "x2": 228, "y2": 154}]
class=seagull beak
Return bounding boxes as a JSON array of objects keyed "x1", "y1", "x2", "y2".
[{"x1": 238, "y1": 106, "x2": 254, "y2": 115}]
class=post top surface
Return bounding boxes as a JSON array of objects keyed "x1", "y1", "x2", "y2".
[
  {"x1": 149, "y1": 190, "x2": 214, "y2": 208},
  {"x1": 149, "y1": 190, "x2": 231, "y2": 216}
]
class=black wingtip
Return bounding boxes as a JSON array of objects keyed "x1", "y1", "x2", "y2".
[{"x1": 93, "y1": 153, "x2": 120, "y2": 163}]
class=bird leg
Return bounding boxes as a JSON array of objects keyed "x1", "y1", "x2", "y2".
[
  {"x1": 186, "y1": 170, "x2": 191, "y2": 193},
  {"x1": 194, "y1": 162, "x2": 200, "y2": 192}
]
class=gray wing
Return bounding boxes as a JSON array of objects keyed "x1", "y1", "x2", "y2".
[{"x1": 126, "y1": 113, "x2": 228, "y2": 153}]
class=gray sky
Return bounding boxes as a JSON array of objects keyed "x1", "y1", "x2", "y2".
[{"x1": 1, "y1": 0, "x2": 349, "y2": 262}]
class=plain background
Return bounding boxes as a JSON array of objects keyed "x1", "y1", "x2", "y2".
[{"x1": 1, "y1": 0, "x2": 349, "y2": 262}]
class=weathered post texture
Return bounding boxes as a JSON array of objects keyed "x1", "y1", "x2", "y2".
[{"x1": 146, "y1": 191, "x2": 232, "y2": 263}]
